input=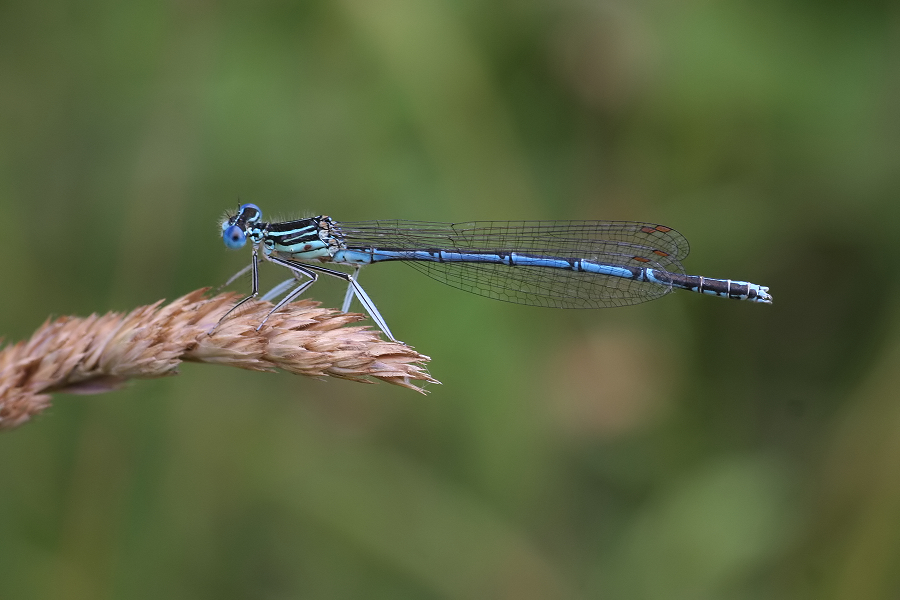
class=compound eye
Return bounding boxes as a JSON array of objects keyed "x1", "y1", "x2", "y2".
[
  {"x1": 222, "y1": 225, "x2": 247, "y2": 249},
  {"x1": 239, "y1": 203, "x2": 261, "y2": 223}
]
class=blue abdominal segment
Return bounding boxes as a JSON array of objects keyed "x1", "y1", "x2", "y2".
[{"x1": 218, "y1": 210, "x2": 772, "y2": 341}]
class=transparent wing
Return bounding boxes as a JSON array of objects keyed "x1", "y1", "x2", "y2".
[{"x1": 333, "y1": 220, "x2": 690, "y2": 308}]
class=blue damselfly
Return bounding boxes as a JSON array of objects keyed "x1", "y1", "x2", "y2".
[{"x1": 217, "y1": 204, "x2": 772, "y2": 342}]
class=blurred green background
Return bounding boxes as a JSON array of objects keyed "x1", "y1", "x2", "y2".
[{"x1": 1, "y1": 0, "x2": 898, "y2": 598}]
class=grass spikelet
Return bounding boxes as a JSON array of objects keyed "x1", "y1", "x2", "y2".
[{"x1": 0, "y1": 289, "x2": 438, "y2": 431}]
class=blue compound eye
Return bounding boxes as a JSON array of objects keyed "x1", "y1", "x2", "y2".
[
  {"x1": 223, "y1": 225, "x2": 247, "y2": 249},
  {"x1": 239, "y1": 203, "x2": 261, "y2": 223}
]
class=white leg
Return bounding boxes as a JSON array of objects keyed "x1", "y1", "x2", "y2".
[
  {"x1": 223, "y1": 263, "x2": 252, "y2": 288},
  {"x1": 211, "y1": 248, "x2": 261, "y2": 334},
  {"x1": 341, "y1": 266, "x2": 362, "y2": 313},
  {"x1": 257, "y1": 274, "x2": 317, "y2": 330},
  {"x1": 347, "y1": 276, "x2": 395, "y2": 342},
  {"x1": 272, "y1": 260, "x2": 399, "y2": 342},
  {"x1": 261, "y1": 278, "x2": 297, "y2": 302}
]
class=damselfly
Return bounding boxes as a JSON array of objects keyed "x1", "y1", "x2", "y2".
[{"x1": 217, "y1": 203, "x2": 772, "y2": 342}]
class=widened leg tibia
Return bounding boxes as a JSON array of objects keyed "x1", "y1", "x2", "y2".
[
  {"x1": 218, "y1": 254, "x2": 399, "y2": 342},
  {"x1": 261, "y1": 278, "x2": 300, "y2": 302},
  {"x1": 280, "y1": 261, "x2": 398, "y2": 342},
  {"x1": 346, "y1": 275, "x2": 395, "y2": 342},
  {"x1": 210, "y1": 249, "x2": 261, "y2": 334},
  {"x1": 341, "y1": 266, "x2": 362, "y2": 313},
  {"x1": 255, "y1": 264, "x2": 317, "y2": 330}
]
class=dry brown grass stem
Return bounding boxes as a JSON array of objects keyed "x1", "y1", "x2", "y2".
[{"x1": 0, "y1": 288, "x2": 438, "y2": 431}]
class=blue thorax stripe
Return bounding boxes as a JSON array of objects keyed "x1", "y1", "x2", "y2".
[{"x1": 267, "y1": 219, "x2": 321, "y2": 250}]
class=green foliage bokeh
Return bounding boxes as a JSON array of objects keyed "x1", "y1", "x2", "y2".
[{"x1": 1, "y1": 1, "x2": 899, "y2": 598}]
